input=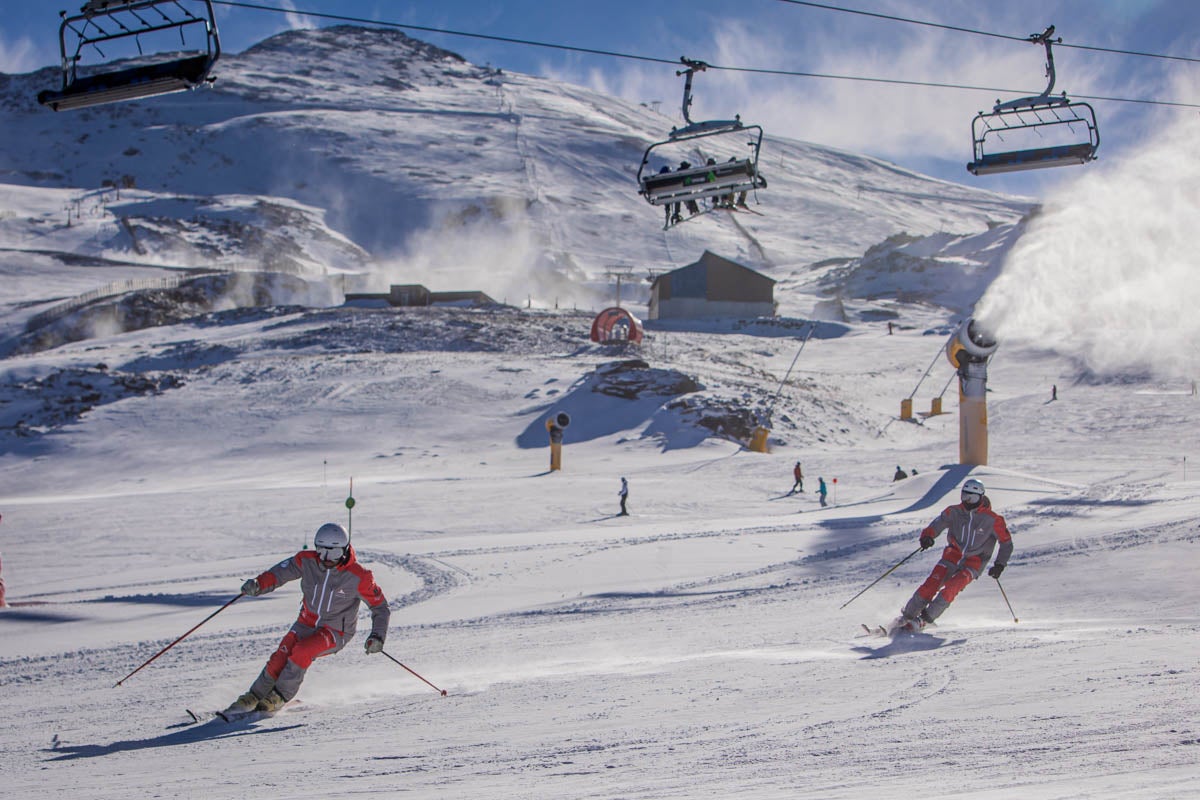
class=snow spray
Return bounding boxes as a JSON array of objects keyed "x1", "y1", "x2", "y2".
[{"x1": 975, "y1": 114, "x2": 1200, "y2": 380}]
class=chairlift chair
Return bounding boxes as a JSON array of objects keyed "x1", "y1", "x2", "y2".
[
  {"x1": 637, "y1": 58, "x2": 767, "y2": 226},
  {"x1": 38, "y1": 0, "x2": 221, "y2": 112},
  {"x1": 966, "y1": 26, "x2": 1099, "y2": 176}
]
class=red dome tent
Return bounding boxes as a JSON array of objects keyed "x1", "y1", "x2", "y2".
[{"x1": 590, "y1": 307, "x2": 644, "y2": 344}]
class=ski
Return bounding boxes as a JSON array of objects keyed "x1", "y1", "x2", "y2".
[
  {"x1": 186, "y1": 700, "x2": 299, "y2": 724},
  {"x1": 186, "y1": 706, "x2": 266, "y2": 724}
]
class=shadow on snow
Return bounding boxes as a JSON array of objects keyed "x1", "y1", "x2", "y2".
[{"x1": 44, "y1": 719, "x2": 304, "y2": 761}]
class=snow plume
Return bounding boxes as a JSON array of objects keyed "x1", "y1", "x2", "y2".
[
  {"x1": 278, "y1": 0, "x2": 316, "y2": 32},
  {"x1": 371, "y1": 202, "x2": 604, "y2": 311},
  {"x1": 0, "y1": 33, "x2": 42, "y2": 73},
  {"x1": 975, "y1": 114, "x2": 1200, "y2": 380}
]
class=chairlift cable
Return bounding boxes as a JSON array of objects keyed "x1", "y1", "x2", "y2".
[
  {"x1": 772, "y1": 0, "x2": 1200, "y2": 65},
  {"x1": 210, "y1": 0, "x2": 678, "y2": 66},
  {"x1": 208, "y1": 0, "x2": 1200, "y2": 110}
]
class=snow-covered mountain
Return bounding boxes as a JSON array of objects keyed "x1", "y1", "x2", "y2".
[{"x1": 0, "y1": 25, "x2": 1032, "y2": 323}]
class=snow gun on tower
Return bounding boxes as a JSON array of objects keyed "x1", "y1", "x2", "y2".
[{"x1": 946, "y1": 318, "x2": 998, "y2": 465}]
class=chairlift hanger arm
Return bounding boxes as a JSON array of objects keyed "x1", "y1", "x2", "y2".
[
  {"x1": 676, "y1": 56, "x2": 710, "y2": 126},
  {"x1": 993, "y1": 24, "x2": 1065, "y2": 112}
]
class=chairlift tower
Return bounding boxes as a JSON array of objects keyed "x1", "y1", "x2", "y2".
[{"x1": 604, "y1": 267, "x2": 636, "y2": 308}]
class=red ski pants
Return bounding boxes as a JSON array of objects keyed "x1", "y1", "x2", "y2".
[
  {"x1": 265, "y1": 624, "x2": 341, "y2": 678},
  {"x1": 916, "y1": 546, "x2": 982, "y2": 604}
]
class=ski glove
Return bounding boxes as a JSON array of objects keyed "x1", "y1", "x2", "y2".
[
  {"x1": 364, "y1": 634, "x2": 384, "y2": 654},
  {"x1": 919, "y1": 533, "x2": 935, "y2": 550},
  {"x1": 987, "y1": 563, "x2": 1006, "y2": 579},
  {"x1": 241, "y1": 578, "x2": 262, "y2": 597}
]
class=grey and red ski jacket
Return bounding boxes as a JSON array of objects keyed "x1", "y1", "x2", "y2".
[
  {"x1": 254, "y1": 545, "x2": 390, "y2": 643},
  {"x1": 922, "y1": 495, "x2": 1013, "y2": 567}
]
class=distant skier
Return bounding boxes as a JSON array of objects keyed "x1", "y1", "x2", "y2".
[
  {"x1": 1051, "y1": 384, "x2": 1058, "y2": 401},
  {"x1": 817, "y1": 477, "x2": 828, "y2": 507},
  {"x1": 893, "y1": 466, "x2": 908, "y2": 481},
  {"x1": 229, "y1": 522, "x2": 390, "y2": 714},
  {"x1": 789, "y1": 462, "x2": 804, "y2": 494},
  {"x1": 618, "y1": 477, "x2": 629, "y2": 516},
  {"x1": 895, "y1": 478, "x2": 1012, "y2": 632}
]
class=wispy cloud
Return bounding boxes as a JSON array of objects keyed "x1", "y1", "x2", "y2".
[
  {"x1": 542, "y1": 1, "x2": 1184, "y2": 187},
  {"x1": 279, "y1": 0, "x2": 317, "y2": 31},
  {"x1": 0, "y1": 33, "x2": 45, "y2": 74}
]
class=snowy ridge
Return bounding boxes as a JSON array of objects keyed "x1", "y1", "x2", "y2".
[{"x1": 0, "y1": 25, "x2": 1032, "y2": 319}]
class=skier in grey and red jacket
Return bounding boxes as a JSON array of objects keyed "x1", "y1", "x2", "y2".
[
  {"x1": 896, "y1": 478, "x2": 1012, "y2": 632},
  {"x1": 229, "y1": 522, "x2": 390, "y2": 714}
]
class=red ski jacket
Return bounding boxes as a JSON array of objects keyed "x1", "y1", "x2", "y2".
[
  {"x1": 922, "y1": 496, "x2": 1013, "y2": 566},
  {"x1": 255, "y1": 544, "x2": 389, "y2": 641}
]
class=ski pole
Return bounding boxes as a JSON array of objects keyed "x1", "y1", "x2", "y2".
[
  {"x1": 839, "y1": 546, "x2": 923, "y2": 610},
  {"x1": 380, "y1": 649, "x2": 448, "y2": 696},
  {"x1": 996, "y1": 577, "x2": 1019, "y2": 623},
  {"x1": 114, "y1": 593, "x2": 243, "y2": 687}
]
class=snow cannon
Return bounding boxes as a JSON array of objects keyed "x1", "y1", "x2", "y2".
[
  {"x1": 546, "y1": 412, "x2": 570, "y2": 471},
  {"x1": 945, "y1": 318, "x2": 998, "y2": 465}
]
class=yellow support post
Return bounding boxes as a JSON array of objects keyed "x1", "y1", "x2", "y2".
[
  {"x1": 749, "y1": 426, "x2": 770, "y2": 453},
  {"x1": 900, "y1": 398, "x2": 913, "y2": 420}
]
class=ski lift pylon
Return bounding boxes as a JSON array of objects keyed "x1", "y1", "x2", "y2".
[
  {"x1": 637, "y1": 57, "x2": 767, "y2": 228},
  {"x1": 37, "y1": 0, "x2": 221, "y2": 112},
  {"x1": 967, "y1": 25, "x2": 1099, "y2": 176}
]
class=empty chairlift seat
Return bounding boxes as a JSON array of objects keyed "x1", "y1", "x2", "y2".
[
  {"x1": 965, "y1": 25, "x2": 1099, "y2": 177},
  {"x1": 37, "y1": 0, "x2": 221, "y2": 112}
]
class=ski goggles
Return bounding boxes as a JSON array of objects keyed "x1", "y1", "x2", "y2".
[{"x1": 316, "y1": 545, "x2": 346, "y2": 563}]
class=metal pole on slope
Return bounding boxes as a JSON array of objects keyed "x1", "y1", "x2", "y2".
[
  {"x1": 996, "y1": 578, "x2": 1019, "y2": 623},
  {"x1": 838, "y1": 547, "x2": 923, "y2": 610},
  {"x1": 114, "y1": 593, "x2": 243, "y2": 687},
  {"x1": 765, "y1": 323, "x2": 815, "y2": 420},
  {"x1": 380, "y1": 649, "x2": 448, "y2": 696}
]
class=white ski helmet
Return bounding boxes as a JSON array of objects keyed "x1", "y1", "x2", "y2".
[
  {"x1": 314, "y1": 522, "x2": 350, "y2": 565},
  {"x1": 961, "y1": 479, "x2": 985, "y2": 504}
]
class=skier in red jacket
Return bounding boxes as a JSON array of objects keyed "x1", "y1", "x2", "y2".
[
  {"x1": 228, "y1": 522, "x2": 390, "y2": 714},
  {"x1": 896, "y1": 478, "x2": 1012, "y2": 632}
]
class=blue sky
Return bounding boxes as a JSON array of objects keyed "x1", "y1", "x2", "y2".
[{"x1": 2, "y1": 0, "x2": 1197, "y2": 198}]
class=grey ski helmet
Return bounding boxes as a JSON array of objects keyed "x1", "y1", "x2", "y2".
[
  {"x1": 961, "y1": 479, "x2": 985, "y2": 505},
  {"x1": 314, "y1": 522, "x2": 349, "y2": 565}
]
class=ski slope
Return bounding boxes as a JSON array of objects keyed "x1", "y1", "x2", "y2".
[{"x1": 0, "y1": 295, "x2": 1196, "y2": 799}]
